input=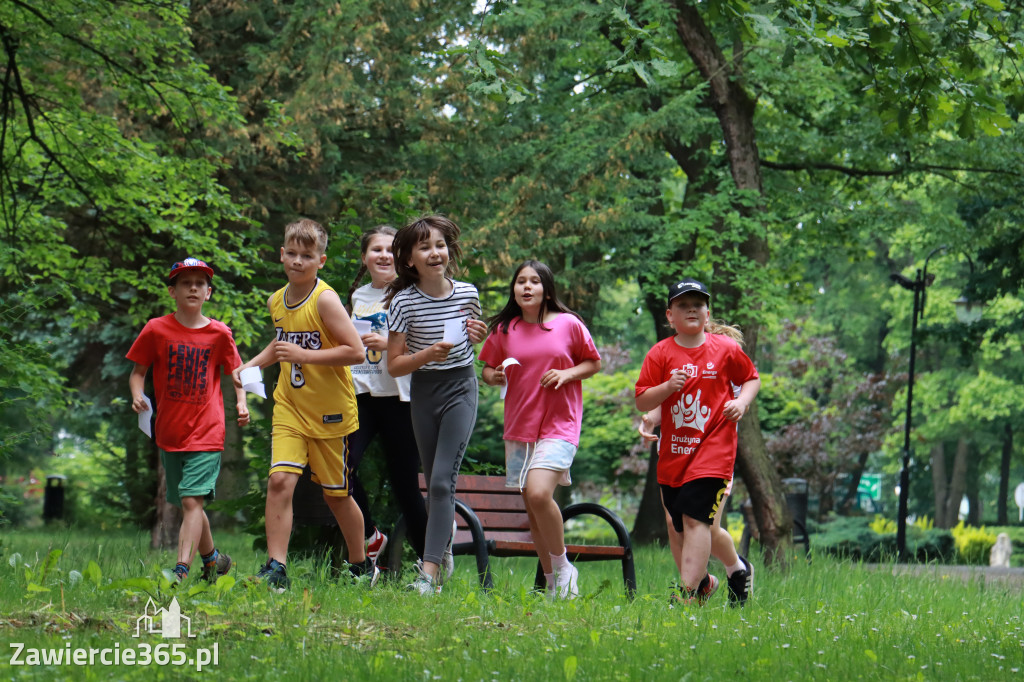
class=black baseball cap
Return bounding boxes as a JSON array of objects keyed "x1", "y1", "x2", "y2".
[{"x1": 667, "y1": 278, "x2": 710, "y2": 306}]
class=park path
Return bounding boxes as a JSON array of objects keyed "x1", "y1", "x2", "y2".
[{"x1": 869, "y1": 563, "x2": 1024, "y2": 587}]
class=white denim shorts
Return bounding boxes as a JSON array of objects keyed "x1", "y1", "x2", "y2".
[{"x1": 504, "y1": 438, "x2": 576, "y2": 490}]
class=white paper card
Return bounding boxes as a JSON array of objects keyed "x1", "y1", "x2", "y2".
[
  {"x1": 138, "y1": 395, "x2": 153, "y2": 438},
  {"x1": 443, "y1": 317, "x2": 465, "y2": 344},
  {"x1": 499, "y1": 357, "x2": 520, "y2": 400},
  {"x1": 239, "y1": 366, "x2": 267, "y2": 399},
  {"x1": 353, "y1": 319, "x2": 372, "y2": 336}
]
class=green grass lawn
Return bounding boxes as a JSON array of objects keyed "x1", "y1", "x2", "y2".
[{"x1": 1, "y1": 527, "x2": 1021, "y2": 681}]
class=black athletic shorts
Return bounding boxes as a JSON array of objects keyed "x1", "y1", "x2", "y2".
[{"x1": 660, "y1": 478, "x2": 730, "y2": 531}]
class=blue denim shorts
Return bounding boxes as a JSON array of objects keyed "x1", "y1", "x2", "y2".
[{"x1": 504, "y1": 439, "x2": 576, "y2": 490}]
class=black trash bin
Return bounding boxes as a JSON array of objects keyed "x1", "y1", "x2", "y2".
[
  {"x1": 782, "y1": 477, "x2": 809, "y2": 554},
  {"x1": 42, "y1": 474, "x2": 67, "y2": 523}
]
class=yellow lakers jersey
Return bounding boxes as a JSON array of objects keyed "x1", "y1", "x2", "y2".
[{"x1": 269, "y1": 279, "x2": 358, "y2": 438}]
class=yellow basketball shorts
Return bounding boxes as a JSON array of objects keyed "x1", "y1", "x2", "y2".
[{"x1": 270, "y1": 424, "x2": 352, "y2": 497}]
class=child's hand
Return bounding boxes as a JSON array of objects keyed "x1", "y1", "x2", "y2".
[
  {"x1": 722, "y1": 399, "x2": 749, "y2": 422},
  {"x1": 488, "y1": 366, "x2": 507, "y2": 386},
  {"x1": 361, "y1": 332, "x2": 388, "y2": 352},
  {"x1": 466, "y1": 318, "x2": 487, "y2": 344},
  {"x1": 666, "y1": 368, "x2": 689, "y2": 393},
  {"x1": 272, "y1": 339, "x2": 305, "y2": 364},
  {"x1": 540, "y1": 368, "x2": 572, "y2": 390},
  {"x1": 131, "y1": 395, "x2": 148, "y2": 414},
  {"x1": 638, "y1": 412, "x2": 659, "y2": 442},
  {"x1": 236, "y1": 401, "x2": 251, "y2": 427},
  {"x1": 424, "y1": 341, "x2": 454, "y2": 363},
  {"x1": 231, "y1": 366, "x2": 244, "y2": 389}
]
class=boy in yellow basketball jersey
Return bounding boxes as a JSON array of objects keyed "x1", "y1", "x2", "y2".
[{"x1": 234, "y1": 219, "x2": 375, "y2": 590}]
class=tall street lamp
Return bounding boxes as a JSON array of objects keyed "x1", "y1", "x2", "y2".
[{"x1": 889, "y1": 246, "x2": 981, "y2": 561}]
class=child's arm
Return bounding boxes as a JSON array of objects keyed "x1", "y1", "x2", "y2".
[
  {"x1": 723, "y1": 377, "x2": 760, "y2": 422},
  {"x1": 637, "y1": 408, "x2": 660, "y2": 442},
  {"x1": 387, "y1": 330, "x2": 453, "y2": 377},
  {"x1": 481, "y1": 363, "x2": 506, "y2": 387},
  {"x1": 635, "y1": 369, "x2": 689, "y2": 412},
  {"x1": 539, "y1": 358, "x2": 602, "y2": 390},
  {"x1": 233, "y1": 380, "x2": 250, "y2": 426},
  {"x1": 128, "y1": 363, "x2": 150, "y2": 413},
  {"x1": 272, "y1": 289, "x2": 364, "y2": 367}
]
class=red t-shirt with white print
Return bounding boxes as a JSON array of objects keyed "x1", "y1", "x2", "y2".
[{"x1": 634, "y1": 333, "x2": 758, "y2": 486}]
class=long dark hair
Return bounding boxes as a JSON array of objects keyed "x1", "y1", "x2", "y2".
[
  {"x1": 487, "y1": 260, "x2": 580, "y2": 334},
  {"x1": 384, "y1": 215, "x2": 462, "y2": 306},
  {"x1": 347, "y1": 225, "x2": 397, "y2": 307}
]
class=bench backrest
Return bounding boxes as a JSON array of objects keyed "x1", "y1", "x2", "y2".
[{"x1": 417, "y1": 473, "x2": 533, "y2": 544}]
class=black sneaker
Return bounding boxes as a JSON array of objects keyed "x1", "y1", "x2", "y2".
[
  {"x1": 727, "y1": 555, "x2": 753, "y2": 606},
  {"x1": 348, "y1": 558, "x2": 381, "y2": 587},
  {"x1": 668, "y1": 573, "x2": 718, "y2": 607},
  {"x1": 254, "y1": 558, "x2": 290, "y2": 593}
]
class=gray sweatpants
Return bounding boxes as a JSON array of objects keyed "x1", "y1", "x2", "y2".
[{"x1": 410, "y1": 365, "x2": 478, "y2": 566}]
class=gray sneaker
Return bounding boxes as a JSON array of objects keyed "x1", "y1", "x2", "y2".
[
  {"x1": 408, "y1": 560, "x2": 440, "y2": 596},
  {"x1": 201, "y1": 551, "x2": 232, "y2": 582}
]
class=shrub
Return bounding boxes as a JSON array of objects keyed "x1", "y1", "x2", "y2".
[{"x1": 951, "y1": 521, "x2": 997, "y2": 566}]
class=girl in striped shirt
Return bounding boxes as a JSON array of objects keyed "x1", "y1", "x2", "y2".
[{"x1": 385, "y1": 215, "x2": 486, "y2": 595}]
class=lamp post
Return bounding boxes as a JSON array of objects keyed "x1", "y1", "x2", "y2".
[{"x1": 889, "y1": 246, "x2": 979, "y2": 561}]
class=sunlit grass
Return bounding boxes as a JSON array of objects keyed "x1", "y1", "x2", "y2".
[{"x1": 1, "y1": 528, "x2": 1021, "y2": 680}]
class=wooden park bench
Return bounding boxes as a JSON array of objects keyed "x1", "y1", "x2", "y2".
[{"x1": 386, "y1": 474, "x2": 637, "y2": 598}]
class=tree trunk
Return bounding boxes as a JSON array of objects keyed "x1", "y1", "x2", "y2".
[
  {"x1": 151, "y1": 458, "x2": 181, "y2": 550},
  {"x1": 931, "y1": 442, "x2": 949, "y2": 527},
  {"x1": 670, "y1": 0, "x2": 790, "y2": 566},
  {"x1": 943, "y1": 438, "x2": 970, "y2": 528},
  {"x1": 998, "y1": 423, "x2": 1012, "y2": 525}
]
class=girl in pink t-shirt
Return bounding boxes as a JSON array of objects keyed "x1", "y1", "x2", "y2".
[{"x1": 480, "y1": 260, "x2": 601, "y2": 599}]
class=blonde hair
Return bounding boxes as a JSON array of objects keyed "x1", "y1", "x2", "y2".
[
  {"x1": 284, "y1": 218, "x2": 328, "y2": 255},
  {"x1": 707, "y1": 318, "x2": 744, "y2": 345}
]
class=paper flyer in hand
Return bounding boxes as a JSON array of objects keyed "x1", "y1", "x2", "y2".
[
  {"x1": 499, "y1": 357, "x2": 520, "y2": 400},
  {"x1": 443, "y1": 317, "x2": 466, "y2": 345},
  {"x1": 138, "y1": 395, "x2": 153, "y2": 438},
  {"x1": 239, "y1": 366, "x2": 267, "y2": 399},
  {"x1": 353, "y1": 319, "x2": 372, "y2": 336}
]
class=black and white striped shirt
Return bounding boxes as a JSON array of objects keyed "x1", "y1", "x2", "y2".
[{"x1": 388, "y1": 279, "x2": 482, "y2": 371}]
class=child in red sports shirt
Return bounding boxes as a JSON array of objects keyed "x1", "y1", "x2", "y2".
[
  {"x1": 127, "y1": 258, "x2": 249, "y2": 582},
  {"x1": 634, "y1": 278, "x2": 759, "y2": 605}
]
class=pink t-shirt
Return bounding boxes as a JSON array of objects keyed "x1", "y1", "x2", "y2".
[
  {"x1": 634, "y1": 333, "x2": 758, "y2": 486},
  {"x1": 479, "y1": 313, "x2": 601, "y2": 446},
  {"x1": 126, "y1": 314, "x2": 242, "y2": 452}
]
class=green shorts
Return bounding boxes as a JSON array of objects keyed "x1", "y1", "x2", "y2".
[{"x1": 161, "y1": 450, "x2": 221, "y2": 507}]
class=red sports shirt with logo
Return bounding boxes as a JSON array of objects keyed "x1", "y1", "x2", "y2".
[
  {"x1": 127, "y1": 314, "x2": 242, "y2": 452},
  {"x1": 634, "y1": 334, "x2": 758, "y2": 486}
]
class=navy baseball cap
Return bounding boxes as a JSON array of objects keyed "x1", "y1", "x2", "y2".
[
  {"x1": 667, "y1": 278, "x2": 710, "y2": 306},
  {"x1": 169, "y1": 257, "x2": 214, "y2": 282}
]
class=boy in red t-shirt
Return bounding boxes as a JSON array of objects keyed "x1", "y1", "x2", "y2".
[
  {"x1": 127, "y1": 258, "x2": 250, "y2": 582},
  {"x1": 635, "y1": 279, "x2": 760, "y2": 605}
]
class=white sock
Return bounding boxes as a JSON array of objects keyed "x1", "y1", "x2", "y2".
[
  {"x1": 550, "y1": 551, "x2": 571, "y2": 572},
  {"x1": 544, "y1": 572, "x2": 555, "y2": 587},
  {"x1": 725, "y1": 559, "x2": 745, "y2": 577}
]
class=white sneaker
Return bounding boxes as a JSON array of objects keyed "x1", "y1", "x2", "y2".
[{"x1": 554, "y1": 563, "x2": 579, "y2": 599}]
